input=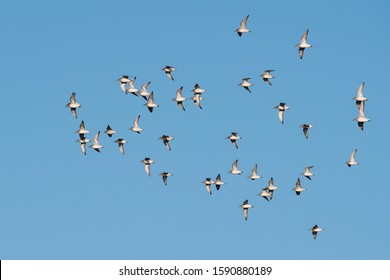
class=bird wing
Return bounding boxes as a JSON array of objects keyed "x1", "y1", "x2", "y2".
[
  {"x1": 301, "y1": 29, "x2": 309, "y2": 43},
  {"x1": 93, "y1": 131, "x2": 100, "y2": 145},
  {"x1": 278, "y1": 110, "x2": 284, "y2": 123},
  {"x1": 70, "y1": 92, "x2": 76, "y2": 103},
  {"x1": 357, "y1": 82, "x2": 365, "y2": 97},
  {"x1": 240, "y1": 15, "x2": 249, "y2": 28}
]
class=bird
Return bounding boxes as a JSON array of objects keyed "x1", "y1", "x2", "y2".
[
  {"x1": 274, "y1": 102, "x2": 290, "y2": 124},
  {"x1": 309, "y1": 225, "x2": 323, "y2": 240},
  {"x1": 89, "y1": 131, "x2": 103, "y2": 153},
  {"x1": 172, "y1": 86, "x2": 187, "y2": 111},
  {"x1": 300, "y1": 124, "x2": 314, "y2": 139},
  {"x1": 117, "y1": 75, "x2": 131, "y2": 93},
  {"x1": 159, "y1": 172, "x2": 173, "y2": 186},
  {"x1": 190, "y1": 93, "x2": 204, "y2": 110},
  {"x1": 301, "y1": 166, "x2": 314, "y2": 180},
  {"x1": 239, "y1": 78, "x2": 253, "y2": 93},
  {"x1": 159, "y1": 135, "x2": 174, "y2": 151},
  {"x1": 239, "y1": 199, "x2": 253, "y2": 221},
  {"x1": 353, "y1": 82, "x2": 368, "y2": 110},
  {"x1": 127, "y1": 76, "x2": 138, "y2": 96},
  {"x1": 247, "y1": 164, "x2": 261, "y2": 180},
  {"x1": 235, "y1": 15, "x2": 250, "y2": 37},
  {"x1": 258, "y1": 188, "x2": 271, "y2": 202},
  {"x1": 346, "y1": 149, "x2": 359, "y2": 167},
  {"x1": 226, "y1": 132, "x2": 241, "y2": 149},
  {"x1": 228, "y1": 159, "x2": 242, "y2": 175},
  {"x1": 215, "y1": 174, "x2": 225, "y2": 191},
  {"x1": 138, "y1": 82, "x2": 152, "y2": 100},
  {"x1": 296, "y1": 29, "x2": 312, "y2": 59},
  {"x1": 144, "y1": 92, "x2": 159, "y2": 113},
  {"x1": 202, "y1": 178, "x2": 214, "y2": 195},
  {"x1": 292, "y1": 178, "x2": 306, "y2": 195},
  {"x1": 191, "y1": 83, "x2": 206, "y2": 94},
  {"x1": 129, "y1": 115, "x2": 142, "y2": 134},
  {"x1": 265, "y1": 177, "x2": 279, "y2": 200},
  {"x1": 75, "y1": 120, "x2": 90, "y2": 139},
  {"x1": 114, "y1": 138, "x2": 127, "y2": 155},
  {"x1": 162, "y1": 65, "x2": 176, "y2": 81},
  {"x1": 75, "y1": 137, "x2": 90, "y2": 155},
  {"x1": 66, "y1": 92, "x2": 81, "y2": 119},
  {"x1": 140, "y1": 157, "x2": 155, "y2": 176},
  {"x1": 104, "y1": 125, "x2": 116, "y2": 137},
  {"x1": 354, "y1": 101, "x2": 370, "y2": 130},
  {"x1": 260, "y1": 70, "x2": 275, "y2": 86}
]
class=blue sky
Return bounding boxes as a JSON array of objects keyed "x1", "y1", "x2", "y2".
[{"x1": 1, "y1": 0, "x2": 389, "y2": 259}]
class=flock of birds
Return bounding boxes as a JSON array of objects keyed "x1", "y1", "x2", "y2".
[{"x1": 65, "y1": 15, "x2": 371, "y2": 240}]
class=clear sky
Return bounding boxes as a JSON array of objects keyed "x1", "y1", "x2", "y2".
[{"x1": 1, "y1": 0, "x2": 389, "y2": 260}]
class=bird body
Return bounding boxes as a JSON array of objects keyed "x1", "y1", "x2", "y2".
[
  {"x1": 172, "y1": 86, "x2": 187, "y2": 111},
  {"x1": 346, "y1": 149, "x2": 359, "y2": 167},
  {"x1": 301, "y1": 166, "x2": 314, "y2": 180},
  {"x1": 274, "y1": 102, "x2": 290, "y2": 124},
  {"x1": 296, "y1": 29, "x2": 312, "y2": 59},
  {"x1": 309, "y1": 225, "x2": 323, "y2": 239},
  {"x1": 239, "y1": 199, "x2": 253, "y2": 220},
  {"x1": 215, "y1": 174, "x2": 225, "y2": 190},
  {"x1": 226, "y1": 132, "x2": 241, "y2": 149},
  {"x1": 248, "y1": 164, "x2": 261, "y2": 180},
  {"x1": 129, "y1": 115, "x2": 142, "y2": 134},
  {"x1": 144, "y1": 92, "x2": 159, "y2": 112},
  {"x1": 66, "y1": 92, "x2": 81, "y2": 119},
  {"x1": 159, "y1": 135, "x2": 174, "y2": 151},
  {"x1": 162, "y1": 65, "x2": 176, "y2": 81},
  {"x1": 202, "y1": 178, "x2": 214, "y2": 195},
  {"x1": 141, "y1": 157, "x2": 155, "y2": 176},
  {"x1": 114, "y1": 138, "x2": 127, "y2": 155},
  {"x1": 239, "y1": 78, "x2": 253, "y2": 93},
  {"x1": 300, "y1": 124, "x2": 313, "y2": 139},
  {"x1": 160, "y1": 172, "x2": 173, "y2": 186},
  {"x1": 89, "y1": 131, "x2": 103, "y2": 152},
  {"x1": 292, "y1": 178, "x2": 305, "y2": 195},
  {"x1": 104, "y1": 125, "x2": 116, "y2": 137},
  {"x1": 228, "y1": 159, "x2": 242, "y2": 175},
  {"x1": 235, "y1": 15, "x2": 250, "y2": 37},
  {"x1": 260, "y1": 70, "x2": 275, "y2": 86}
]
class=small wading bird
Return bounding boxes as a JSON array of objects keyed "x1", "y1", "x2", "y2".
[
  {"x1": 260, "y1": 70, "x2": 275, "y2": 86},
  {"x1": 104, "y1": 125, "x2": 116, "y2": 137},
  {"x1": 114, "y1": 138, "x2": 127, "y2": 155},
  {"x1": 300, "y1": 124, "x2": 314, "y2": 139},
  {"x1": 248, "y1": 164, "x2": 261, "y2": 180},
  {"x1": 159, "y1": 135, "x2": 174, "y2": 151},
  {"x1": 258, "y1": 188, "x2": 272, "y2": 202},
  {"x1": 354, "y1": 101, "x2": 370, "y2": 131},
  {"x1": 309, "y1": 225, "x2": 323, "y2": 240},
  {"x1": 138, "y1": 82, "x2": 152, "y2": 100},
  {"x1": 190, "y1": 93, "x2": 204, "y2": 110},
  {"x1": 159, "y1": 172, "x2": 173, "y2": 186},
  {"x1": 292, "y1": 178, "x2": 306, "y2": 195},
  {"x1": 346, "y1": 149, "x2": 359, "y2": 167},
  {"x1": 235, "y1": 15, "x2": 250, "y2": 37},
  {"x1": 239, "y1": 78, "x2": 253, "y2": 93},
  {"x1": 75, "y1": 120, "x2": 90, "y2": 139},
  {"x1": 274, "y1": 102, "x2": 290, "y2": 124},
  {"x1": 76, "y1": 137, "x2": 90, "y2": 155},
  {"x1": 239, "y1": 199, "x2": 253, "y2": 221},
  {"x1": 228, "y1": 159, "x2": 242, "y2": 175},
  {"x1": 117, "y1": 75, "x2": 131, "y2": 94},
  {"x1": 226, "y1": 132, "x2": 241, "y2": 149},
  {"x1": 296, "y1": 29, "x2": 312, "y2": 59},
  {"x1": 301, "y1": 166, "x2": 314, "y2": 180},
  {"x1": 127, "y1": 76, "x2": 138, "y2": 96},
  {"x1": 144, "y1": 92, "x2": 159, "y2": 112},
  {"x1": 353, "y1": 82, "x2": 368, "y2": 110},
  {"x1": 141, "y1": 157, "x2": 155, "y2": 176},
  {"x1": 215, "y1": 174, "x2": 225, "y2": 191},
  {"x1": 129, "y1": 115, "x2": 142, "y2": 134},
  {"x1": 66, "y1": 92, "x2": 81, "y2": 119},
  {"x1": 89, "y1": 131, "x2": 103, "y2": 153},
  {"x1": 172, "y1": 86, "x2": 187, "y2": 111},
  {"x1": 162, "y1": 65, "x2": 176, "y2": 81},
  {"x1": 265, "y1": 177, "x2": 279, "y2": 200},
  {"x1": 202, "y1": 178, "x2": 214, "y2": 195},
  {"x1": 191, "y1": 83, "x2": 206, "y2": 95}
]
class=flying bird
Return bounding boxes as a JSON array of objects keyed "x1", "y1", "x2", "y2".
[
  {"x1": 172, "y1": 86, "x2": 187, "y2": 111},
  {"x1": 226, "y1": 132, "x2": 241, "y2": 149},
  {"x1": 138, "y1": 82, "x2": 152, "y2": 100},
  {"x1": 260, "y1": 70, "x2": 275, "y2": 86},
  {"x1": 114, "y1": 138, "x2": 127, "y2": 155},
  {"x1": 300, "y1": 124, "x2": 314, "y2": 139},
  {"x1": 274, "y1": 102, "x2": 290, "y2": 124},
  {"x1": 76, "y1": 137, "x2": 90, "y2": 155},
  {"x1": 292, "y1": 178, "x2": 306, "y2": 195},
  {"x1": 202, "y1": 178, "x2": 214, "y2": 195},
  {"x1": 66, "y1": 92, "x2": 81, "y2": 119},
  {"x1": 301, "y1": 166, "x2": 314, "y2": 180},
  {"x1": 346, "y1": 149, "x2": 359, "y2": 167},
  {"x1": 258, "y1": 188, "x2": 271, "y2": 202},
  {"x1": 127, "y1": 76, "x2": 138, "y2": 96},
  {"x1": 239, "y1": 199, "x2": 253, "y2": 221},
  {"x1": 309, "y1": 225, "x2": 323, "y2": 240},
  {"x1": 117, "y1": 75, "x2": 131, "y2": 94},
  {"x1": 190, "y1": 93, "x2": 204, "y2": 110},
  {"x1": 162, "y1": 65, "x2": 176, "y2": 81},
  {"x1": 75, "y1": 120, "x2": 90, "y2": 139},
  {"x1": 265, "y1": 177, "x2": 279, "y2": 200},
  {"x1": 159, "y1": 135, "x2": 174, "y2": 151},
  {"x1": 247, "y1": 164, "x2": 261, "y2": 180},
  {"x1": 235, "y1": 15, "x2": 250, "y2": 37},
  {"x1": 228, "y1": 159, "x2": 242, "y2": 175},
  {"x1": 354, "y1": 101, "x2": 370, "y2": 130},
  {"x1": 104, "y1": 125, "x2": 116, "y2": 137},
  {"x1": 239, "y1": 78, "x2": 253, "y2": 93},
  {"x1": 215, "y1": 174, "x2": 225, "y2": 191},
  {"x1": 296, "y1": 29, "x2": 312, "y2": 59},
  {"x1": 89, "y1": 131, "x2": 103, "y2": 153},
  {"x1": 129, "y1": 115, "x2": 142, "y2": 134},
  {"x1": 353, "y1": 82, "x2": 368, "y2": 110},
  {"x1": 144, "y1": 92, "x2": 159, "y2": 112},
  {"x1": 191, "y1": 83, "x2": 206, "y2": 94},
  {"x1": 160, "y1": 172, "x2": 173, "y2": 186},
  {"x1": 141, "y1": 157, "x2": 155, "y2": 176}
]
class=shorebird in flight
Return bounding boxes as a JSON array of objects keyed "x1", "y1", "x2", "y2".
[
  {"x1": 159, "y1": 135, "x2": 174, "y2": 151},
  {"x1": 66, "y1": 92, "x2": 81, "y2": 119},
  {"x1": 172, "y1": 86, "x2": 187, "y2": 111},
  {"x1": 190, "y1": 93, "x2": 204, "y2": 110},
  {"x1": 191, "y1": 83, "x2": 206, "y2": 95},
  {"x1": 248, "y1": 164, "x2": 261, "y2": 180},
  {"x1": 75, "y1": 120, "x2": 90, "y2": 139},
  {"x1": 300, "y1": 124, "x2": 314, "y2": 139},
  {"x1": 228, "y1": 159, "x2": 242, "y2": 175},
  {"x1": 104, "y1": 125, "x2": 116, "y2": 137},
  {"x1": 89, "y1": 131, "x2": 103, "y2": 153},
  {"x1": 274, "y1": 102, "x2": 290, "y2": 124},
  {"x1": 114, "y1": 138, "x2": 127, "y2": 155},
  {"x1": 265, "y1": 177, "x2": 279, "y2": 200},
  {"x1": 239, "y1": 199, "x2": 253, "y2": 221},
  {"x1": 141, "y1": 157, "x2": 155, "y2": 176},
  {"x1": 354, "y1": 101, "x2": 370, "y2": 130},
  {"x1": 235, "y1": 15, "x2": 250, "y2": 37},
  {"x1": 138, "y1": 82, "x2": 152, "y2": 100},
  {"x1": 346, "y1": 149, "x2": 359, "y2": 167},
  {"x1": 160, "y1": 172, "x2": 173, "y2": 186},
  {"x1": 215, "y1": 174, "x2": 225, "y2": 191},
  {"x1": 296, "y1": 29, "x2": 312, "y2": 59},
  {"x1": 76, "y1": 137, "x2": 90, "y2": 155},
  {"x1": 301, "y1": 166, "x2": 314, "y2": 180},
  {"x1": 127, "y1": 76, "x2": 138, "y2": 96},
  {"x1": 239, "y1": 78, "x2": 253, "y2": 93},
  {"x1": 292, "y1": 178, "x2": 306, "y2": 195},
  {"x1": 260, "y1": 70, "x2": 275, "y2": 86},
  {"x1": 202, "y1": 178, "x2": 214, "y2": 195},
  {"x1": 226, "y1": 132, "x2": 241, "y2": 149},
  {"x1": 144, "y1": 92, "x2": 159, "y2": 112},
  {"x1": 309, "y1": 225, "x2": 323, "y2": 240},
  {"x1": 258, "y1": 188, "x2": 272, "y2": 202},
  {"x1": 129, "y1": 115, "x2": 142, "y2": 134},
  {"x1": 353, "y1": 82, "x2": 368, "y2": 110},
  {"x1": 117, "y1": 75, "x2": 131, "y2": 94},
  {"x1": 162, "y1": 65, "x2": 176, "y2": 81}
]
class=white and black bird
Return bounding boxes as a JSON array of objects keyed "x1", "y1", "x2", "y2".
[
  {"x1": 159, "y1": 135, "x2": 174, "y2": 151},
  {"x1": 127, "y1": 76, "x2": 138, "y2": 96},
  {"x1": 239, "y1": 78, "x2": 253, "y2": 93},
  {"x1": 296, "y1": 29, "x2": 312, "y2": 59},
  {"x1": 76, "y1": 137, "x2": 90, "y2": 155},
  {"x1": 265, "y1": 177, "x2": 279, "y2": 200},
  {"x1": 215, "y1": 174, "x2": 225, "y2": 191},
  {"x1": 89, "y1": 131, "x2": 103, "y2": 153},
  {"x1": 354, "y1": 101, "x2": 370, "y2": 130},
  {"x1": 346, "y1": 149, "x2": 359, "y2": 167},
  {"x1": 226, "y1": 132, "x2": 241, "y2": 149},
  {"x1": 138, "y1": 81, "x2": 152, "y2": 100},
  {"x1": 301, "y1": 166, "x2": 314, "y2": 180},
  {"x1": 114, "y1": 138, "x2": 127, "y2": 155},
  {"x1": 191, "y1": 83, "x2": 206, "y2": 95},
  {"x1": 202, "y1": 178, "x2": 214, "y2": 195},
  {"x1": 66, "y1": 92, "x2": 81, "y2": 119},
  {"x1": 141, "y1": 157, "x2": 155, "y2": 176},
  {"x1": 228, "y1": 159, "x2": 242, "y2": 175},
  {"x1": 75, "y1": 120, "x2": 90, "y2": 139},
  {"x1": 104, "y1": 125, "x2": 116, "y2": 137},
  {"x1": 258, "y1": 188, "x2": 272, "y2": 202},
  {"x1": 353, "y1": 82, "x2": 368, "y2": 110},
  {"x1": 117, "y1": 75, "x2": 131, "y2": 94},
  {"x1": 239, "y1": 199, "x2": 253, "y2": 221},
  {"x1": 235, "y1": 15, "x2": 250, "y2": 37},
  {"x1": 292, "y1": 178, "x2": 306, "y2": 195},
  {"x1": 172, "y1": 86, "x2": 187, "y2": 111},
  {"x1": 300, "y1": 124, "x2": 314, "y2": 139},
  {"x1": 190, "y1": 93, "x2": 204, "y2": 110},
  {"x1": 144, "y1": 92, "x2": 159, "y2": 112},
  {"x1": 129, "y1": 115, "x2": 142, "y2": 134},
  {"x1": 309, "y1": 225, "x2": 323, "y2": 240},
  {"x1": 162, "y1": 65, "x2": 176, "y2": 81},
  {"x1": 274, "y1": 102, "x2": 290, "y2": 124},
  {"x1": 160, "y1": 172, "x2": 173, "y2": 186},
  {"x1": 260, "y1": 70, "x2": 275, "y2": 86},
  {"x1": 248, "y1": 164, "x2": 261, "y2": 180}
]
